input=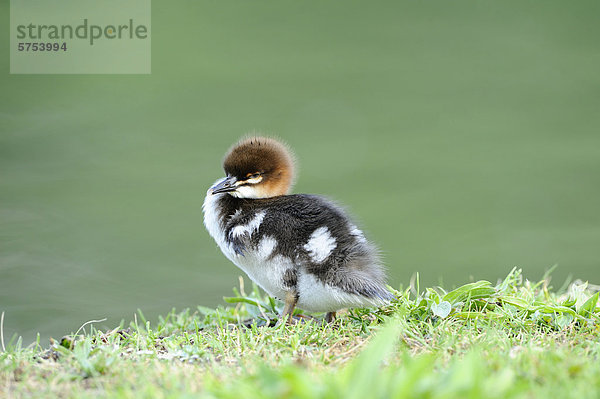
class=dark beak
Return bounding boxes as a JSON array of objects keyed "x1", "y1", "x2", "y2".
[{"x1": 210, "y1": 176, "x2": 238, "y2": 194}]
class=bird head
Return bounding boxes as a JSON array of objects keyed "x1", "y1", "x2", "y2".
[{"x1": 209, "y1": 136, "x2": 296, "y2": 199}]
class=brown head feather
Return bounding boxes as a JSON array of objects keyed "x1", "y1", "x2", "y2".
[{"x1": 223, "y1": 136, "x2": 295, "y2": 197}]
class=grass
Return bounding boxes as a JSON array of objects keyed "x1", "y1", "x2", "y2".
[{"x1": 1, "y1": 268, "x2": 599, "y2": 398}]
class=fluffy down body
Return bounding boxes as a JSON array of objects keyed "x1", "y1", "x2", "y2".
[{"x1": 203, "y1": 137, "x2": 393, "y2": 322}]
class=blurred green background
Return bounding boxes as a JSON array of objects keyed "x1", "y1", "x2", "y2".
[{"x1": 1, "y1": 0, "x2": 599, "y2": 344}]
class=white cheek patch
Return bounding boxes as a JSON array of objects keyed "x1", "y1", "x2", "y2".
[
  {"x1": 231, "y1": 176, "x2": 265, "y2": 199},
  {"x1": 230, "y1": 211, "x2": 266, "y2": 238},
  {"x1": 232, "y1": 185, "x2": 264, "y2": 199},
  {"x1": 304, "y1": 226, "x2": 337, "y2": 263}
]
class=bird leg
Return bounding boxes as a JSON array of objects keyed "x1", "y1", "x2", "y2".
[
  {"x1": 278, "y1": 290, "x2": 298, "y2": 325},
  {"x1": 325, "y1": 311, "x2": 336, "y2": 323}
]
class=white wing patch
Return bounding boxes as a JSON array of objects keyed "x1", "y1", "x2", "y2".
[
  {"x1": 230, "y1": 211, "x2": 266, "y2": 238},
  {"x1": 304, "y1": 226, "x2": 337, "y2": 263},
  {"x1": 257, "y1": 235, "x2": 277, "y2": 259}
]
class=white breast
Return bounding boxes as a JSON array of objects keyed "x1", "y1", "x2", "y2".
[
  {"x1": 203, "y1": 185, "x2": 236, "y2": 262},
  {"x1": 203, "y1": 188, "x2": 289, "y2": 300}
]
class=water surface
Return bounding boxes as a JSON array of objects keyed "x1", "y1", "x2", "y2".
[{"x1": 1, "y1": 0, "x2": 599, "y2": 344}]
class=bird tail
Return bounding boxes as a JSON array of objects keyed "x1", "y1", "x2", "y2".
[{"x1": 339, "y1": 269, "x2": 395, "y2": 304}]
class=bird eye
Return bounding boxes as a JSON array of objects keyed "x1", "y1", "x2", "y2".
[{"x1": 248, "y1": 172, "x2": 261, "y2": 179}]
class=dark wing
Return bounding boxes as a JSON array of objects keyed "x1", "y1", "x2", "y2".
[
  {"x1": 255, "y1": 195, "x2": 352, "y2": 258},
  {"x1": 259, "y1": 196, "x2": 390, "y2": 296}
]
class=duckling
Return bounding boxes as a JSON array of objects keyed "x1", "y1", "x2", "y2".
[{"x1": 203, "y1": 136, "x2": 393, "y2": 324}]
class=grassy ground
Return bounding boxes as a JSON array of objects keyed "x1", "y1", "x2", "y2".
[{"x1": 2, "y1": 268, "x2": 599, "y2": 398}]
